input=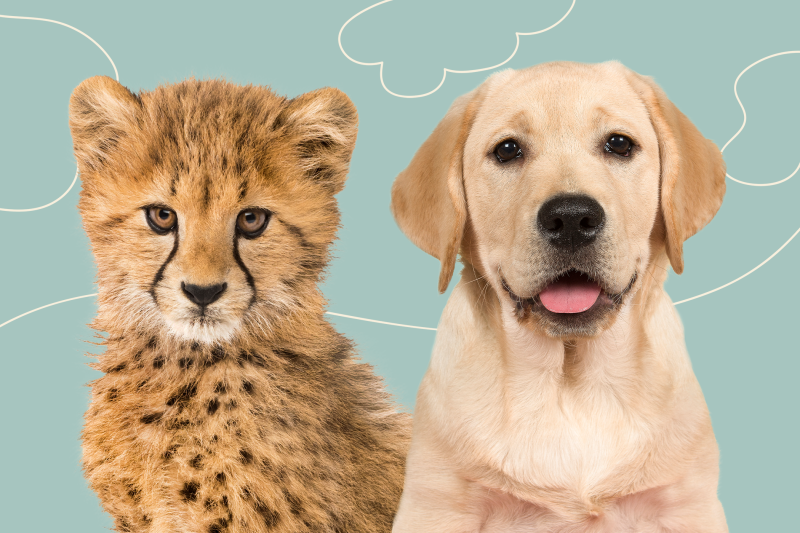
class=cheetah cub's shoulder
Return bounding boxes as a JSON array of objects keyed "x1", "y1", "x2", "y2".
[{"x1": 69, "y1": 76, "x2": 410, "y2": 533}]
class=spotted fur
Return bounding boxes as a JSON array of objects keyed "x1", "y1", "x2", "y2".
[{"x1": 69, "y1": 77, "x2": 410, "y2": 533}]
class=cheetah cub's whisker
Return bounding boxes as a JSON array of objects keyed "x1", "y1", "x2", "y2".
[{"x1": 69, "y1": 76, "x2": 410, "y2": 533}]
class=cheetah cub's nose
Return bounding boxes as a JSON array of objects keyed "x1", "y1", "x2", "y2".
[{"x1": 181, "y1": 282, "x2": 227, "y2": 307}]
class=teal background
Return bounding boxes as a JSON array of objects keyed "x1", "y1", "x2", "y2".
[{"x1": 1, "y1": 0, "x2": 798, "y2": 530}]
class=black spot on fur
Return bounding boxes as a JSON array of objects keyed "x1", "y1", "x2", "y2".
[
  {"x1": 209, "y1": 346, "x2": 227, "y2": 365},
  {"x1": 127, "y1": 487, "x2": 141, "y2": 501},
  {"x1": 255, "y1": 501, "x2": 281, "y2": 528},
  {"x1": 167, "y1": 382, "x2": 198, "y2": 407},
  {"x1": 163, "y1": 445, "x2": 178, "y2": 460},
  {"x1": 179, "y1": 357, "x2": 194, "y2": 369},
  {"x1": 227, "y1": 400, "x2": 238, "y2": 411},
  {"x1": 104, "y1": 215, "x2": 127, "y2": 229},
  {"x1": 299, "y1": 258, "x2": 325, "y2": 272},
  {"x1": 272, "y1": 348, "x2": 302, "y2": 362},
  {"x1": 237, "y1": 349, "x2": 267, "y2": 368},
  {"x1": 166, "y1": 418, "x2": 192, "y2": 430},
  {"x1": 202, "y1": 174, "x2": 211, "y2": 210},
  {"x1": 242, "y1": 381, "x2": 254, "y2": 394},
  {"x1": 216, "y1": 472, "x2": 226, "y2": 484},
  {"x1": 238, "y1": 179, "x2": 248, "y2": 201},
  {"x1": 108, "y1": 362, "x2": 127, "y2": 373},
  {"x1": 204, "y1": 498, "x2": 213, "y2": 511},
  {"x1": 207, "y1": 398, "x2": 220, "y2": 415},
  {"x1": 209, "y1": 518, "x2": 229, "y2": 533},
  {"x1": 222, "y1": 495, "x2": 229, "y2": 508},
  {"x1": 153, "y1": 356, "x2": 165, "y2": 369},
  {"x1": 239, "y1": 449, "x2": 253, "y2": 464},
  {"x1": 214, "y1": 381, "x2": 228, "y2": 394},
  {"x1": 190, "y1": 454, "x2": 203, "y2": 469},
  {"x1": 191, "y1": 341, "x2": 201, "y2": 351},
  {"x1": 133, "y1": 350, "x2": 143, "y2": 362},
  {"x1": 233, "y1": 157, "x2": 246, "y2": 176},
  {"x1": 180, "y1": 481, "x2": 200, "y2": 502},
  {"x1": 140, "y1": 412, "x2": 163, "y2": 424},
  {"x1": 147, "y1": 337, "x2": 157, "y2": 350},
  {"x1": 170, "y1": 174, "x2": 179, "y2": 196},
  {"x1": 107, "y1": 388, "x2": 119, "y2": 401}
]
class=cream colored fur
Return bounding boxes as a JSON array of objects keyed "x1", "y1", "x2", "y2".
[{"x1": 390, "y1": 62, "x2": 728, "y2": 532}]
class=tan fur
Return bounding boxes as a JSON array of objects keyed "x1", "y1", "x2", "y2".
[
  {"x1": 390, "y1": 62, "x2": 727, "y2": 532},
  {"x1": 69, "y1": 76, "x2": 410, "y2": 533}
]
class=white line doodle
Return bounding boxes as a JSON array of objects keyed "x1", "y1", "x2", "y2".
[
  {"x1": 0, "y1": 295, "x2": 437, "y2": 332},
  {"x1": 721, "y1": 51, "x2": 800, "y2": 187},
  {"x1": 0, "y1": 293, "x2": 98, "y2": 329},
  {"x1": 326, "y1": 312, "x2": 437, "y2": 331},
  {"x1": 0, "y1": 14, "x2": 118, "y2": 212},
  {"x1": 674, "y1": 51, "x2": 800, "y2": 305},
  {"x1": 338, "y1": 0, "x2": 576, "y2": 99}
]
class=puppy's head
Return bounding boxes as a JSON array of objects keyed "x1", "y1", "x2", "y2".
[
  {"x1": 391, "y1": 62, "x2": 725, "y2": 338},
  {"x1": 70, "y1": 77, "x2": 357, "y2": 343}
]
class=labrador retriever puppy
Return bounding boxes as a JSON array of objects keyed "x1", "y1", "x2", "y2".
[{"x1": 390, "y1": 62, "x2": 728, "y2": 532}]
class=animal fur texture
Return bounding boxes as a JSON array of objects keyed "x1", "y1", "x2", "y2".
[
  {"x1": 69, "y1": 76, "x2": 410, "y2": 533},
  {"x1": 390, "y1": 62, "x2": 728, "y2": 532}
]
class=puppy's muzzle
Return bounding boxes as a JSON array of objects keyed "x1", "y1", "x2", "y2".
[{"x1": 537, "y1": 194, "x2": 605, "y2": 252}]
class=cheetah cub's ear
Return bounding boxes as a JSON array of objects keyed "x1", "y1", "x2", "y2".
[
  {"x1": 273, "y1": 87, "x2": 358, "y2": 194},
  {"x1": 69, "y1": 75, "x2": 142, "y2": 172}
]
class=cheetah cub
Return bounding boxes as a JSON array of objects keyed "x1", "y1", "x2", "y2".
[{"x1": 69, "y1": 76, "x2": 410, "y2": 533}]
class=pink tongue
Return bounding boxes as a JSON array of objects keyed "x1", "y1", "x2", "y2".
[{"x1": 539, "y1": 277, "x2": 601, "y2": 314}]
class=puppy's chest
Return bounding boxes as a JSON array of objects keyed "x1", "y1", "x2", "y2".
[{"x1": 481, "y1": 389, "x2": 655, "y2": 491}]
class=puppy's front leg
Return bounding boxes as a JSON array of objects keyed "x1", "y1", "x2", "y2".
[{"x1": 393, "y1": 438, "x2": 484, "y2": 533}]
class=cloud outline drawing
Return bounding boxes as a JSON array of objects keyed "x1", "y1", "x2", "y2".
[{"x1": 338, "y1": 0, "x2": 577, "y2": 99}]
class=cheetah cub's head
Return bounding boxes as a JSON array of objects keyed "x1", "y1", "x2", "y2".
[{"x1": 69, "y1": 77, "x2": 357, "y2": 344}]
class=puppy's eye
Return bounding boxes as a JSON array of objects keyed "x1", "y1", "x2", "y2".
[
  {"x1": 494, "y1": 140, "x2": 522, "y2": 163},
  {"x1": 236, "y1": 209, "x2": 271, "y2": 238},
  {"x1": 146, "y1": 207, "x2": 177, "y2": 234},
  {"x1": 605, "y1": 135, "x2": 633, "y2": 157}
]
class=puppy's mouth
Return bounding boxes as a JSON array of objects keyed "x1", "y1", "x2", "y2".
[
  {"x1": 538, "y1": 270, "x2": 602, "y2": 314},
  {"x1": 501, "y1": 269, "x2": 637, "y2": 336}
]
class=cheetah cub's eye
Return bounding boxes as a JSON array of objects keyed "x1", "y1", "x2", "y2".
[
  {"x1": 236, "y1": 209, "x2": 271, "y2": 239},
  {"x1": 146, "y1": 207, "x2": 177, "y2": 234}
]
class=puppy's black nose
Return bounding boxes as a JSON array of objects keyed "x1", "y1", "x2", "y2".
[
  {"x1": 537, "y1": 194, "x2": 605, "y2": 252},
  {"x1": 181, "y1": 282, "x2": 227, "y2": 307}
]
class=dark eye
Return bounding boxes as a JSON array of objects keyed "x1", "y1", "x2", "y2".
[
  {"x1": 146, "y1": 207, "x2": 177, "y2": 234},
  {"x1": 605, "y1": 135, "x2": 633, "y2": 156},
  {"x1": 494, "y1": 139, "x2": 522, "y2": 163},
  {"x1": 236, "y1": 209, "x2": 271, "y2": 238}
]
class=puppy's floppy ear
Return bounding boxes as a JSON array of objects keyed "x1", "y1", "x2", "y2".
[
  {"x1": 625, "y1": 69, "x2": 726, "y2": 274},
  {"x1": 69, "y1": 76, "x2": 142, "y2": 172},
  {"x1": 274, "y1": 87, "x2": 358, "y2": 193},
  {"x1": 391, "y1": 87, "x2": 485, "y2": 293}
]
